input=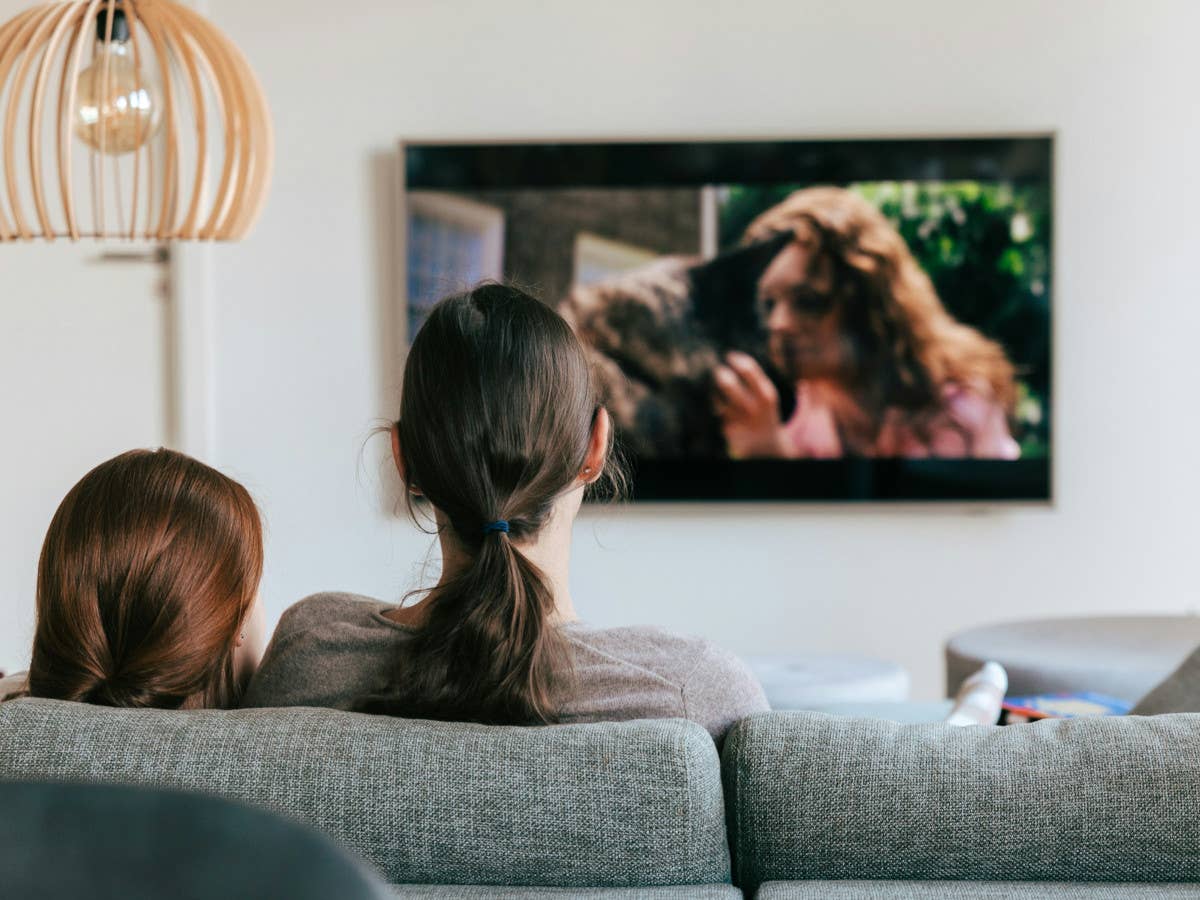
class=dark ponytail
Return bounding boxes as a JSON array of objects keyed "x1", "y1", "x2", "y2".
[{"x1": 366, "y1": 284, "x2": 621, "y2": 725}]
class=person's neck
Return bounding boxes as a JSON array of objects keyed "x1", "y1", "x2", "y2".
[{"x1": 396, "y1": 498, "x2": 580, "y2": 627}]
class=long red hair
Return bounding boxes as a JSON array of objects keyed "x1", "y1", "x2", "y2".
[{"x1": 29, "y1": 449, "x2": 263, "y2": 709}]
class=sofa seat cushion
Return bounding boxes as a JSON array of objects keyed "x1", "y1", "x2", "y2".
[
  {"x1": 0, "y1": 699, "x2": 730, "y2": 889},
  {"x1": 756, "y1": 883, "x2": 1200, "y2": 899},
  {"x1": 723, "y1": 711, "x2": 1200, "y2": 891}
]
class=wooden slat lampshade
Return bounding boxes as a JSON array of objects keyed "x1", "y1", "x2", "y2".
[{"x1": 0, "y1": 0, "x2": 272, "y2": 242}]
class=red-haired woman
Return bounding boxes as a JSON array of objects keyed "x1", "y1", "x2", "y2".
[{"x1": 1, "y1": 449, "x2": 265, "y2": 709}]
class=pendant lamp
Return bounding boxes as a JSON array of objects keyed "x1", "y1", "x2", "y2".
[{"x1": 0, "y1": 0, "x2": 272, "y2": 242}]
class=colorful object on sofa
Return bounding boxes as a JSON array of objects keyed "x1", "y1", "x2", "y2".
[{"x1": 1001, "y1": 692, "x2": 1132, "y2": 722}]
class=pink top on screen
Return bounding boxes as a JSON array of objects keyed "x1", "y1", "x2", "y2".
[{"x1": 782, "y1": 381, "x2": 1021, "y2": 460}]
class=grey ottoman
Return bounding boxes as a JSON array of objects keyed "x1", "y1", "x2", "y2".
[{"x1": 945, "y1": 615, "x2": 1200, "y2": 703}]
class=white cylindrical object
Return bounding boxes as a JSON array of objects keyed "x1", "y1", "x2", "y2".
[{"x1": 945, "y1": 661, "x2": 1008, "y2": 727}]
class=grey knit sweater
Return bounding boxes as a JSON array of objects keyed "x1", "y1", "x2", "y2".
[{"x1": 243, "y1": 592, "x2": 768, "y2": 742}]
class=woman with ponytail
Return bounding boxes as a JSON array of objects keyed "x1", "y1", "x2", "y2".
[
  {"x1": 244, "y1": 284, "x2": 767, "y2": 741},
  {"x1": 11, "y1": 449, "x2": 266, "y2": 710}
]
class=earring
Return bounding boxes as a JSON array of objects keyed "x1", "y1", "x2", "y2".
[{"x1": 584, "y1": 467, "x2": 592, "y2": 474}]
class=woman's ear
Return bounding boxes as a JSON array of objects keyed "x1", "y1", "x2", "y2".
[
  {"x1": 234, "y1": 597, "x2": 267, "y2": 688},
  {"x1": 390, "y1": 424, "x2": 405, "y2": 482},
  {"x1": 580, "y1": 407, "x2": 611, "y2": 484},
  {"x1": 392, "y1": 424, "x2": 422, "y2": 496}
]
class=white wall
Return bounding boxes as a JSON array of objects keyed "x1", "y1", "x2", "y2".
[
  {"x1": 0, "y1": 243, "x2": 168, "y2": 672},
  {"x1": 200, "y1": 0, "x2": 1200, "y2": 699},
  {"x1": 6, "y1": 0, "x2": 1198, "y2": 697}
]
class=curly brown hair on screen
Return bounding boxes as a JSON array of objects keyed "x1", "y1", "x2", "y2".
[
  {"x1": 366, "y1": 283, "x2": 623, "y2": 726},
  {"x1": 744, "y1": 187, "x2": 1017, "y2": 434},
  {"x1": 28, "y1": 449, "x2": 263, "y2": 710}
]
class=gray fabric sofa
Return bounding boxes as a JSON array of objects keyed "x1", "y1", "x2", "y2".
[
  {"x1": 723, "y1": 711, "x2": 1200, "y2": 898},
  {"x1": 5, "y1": 699, "x2": 1200, "y2": 898},
  {"x1": 0, "y1": 699, "x2": 735, "y2": 898}
]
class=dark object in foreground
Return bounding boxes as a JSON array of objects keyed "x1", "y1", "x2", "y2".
[{"x1": 0, "y1": 781, "x2": 387, "y2": 900}]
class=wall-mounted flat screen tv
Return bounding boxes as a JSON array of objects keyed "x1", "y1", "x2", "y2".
[{"x1": 401, "y1": 137, "x2": 1052, "y2": 502}]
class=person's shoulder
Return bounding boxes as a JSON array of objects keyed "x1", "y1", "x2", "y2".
[
  {"x1": 571, "y1": 624, "x2": 759, "y2": 690},
  {"x1": 679, "y1": 640, "x2": 770, "y2": 742},
  {"x1": 275, "y1": 592, "x2": 391, "y2": 638},
  {"x1": 570, "y1": 623, "x2": 705, "y2": 667},
  {"x1": 0, "y1": 671, "x2": 28, "y2": 703},
  {"x1": 588, "y1": 625, "x2": 769, "y2": 740},
  {"x1": 685, "y1": 637, "x2": 766, "y2": 695},
  {"x1": 241, "y1": 593, "x2": 399, "y2": 710}
]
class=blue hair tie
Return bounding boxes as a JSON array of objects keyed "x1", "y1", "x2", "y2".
[{"x1": 483, "y1": 520, "x2": 510, "y2": 535}]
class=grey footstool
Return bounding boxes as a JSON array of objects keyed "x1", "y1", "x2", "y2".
[{"x1": 945, "y1": 615, "x2": 1200, "y2": 703}]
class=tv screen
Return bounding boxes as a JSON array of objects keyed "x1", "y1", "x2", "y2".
[{"x1": 401, "y1": 137, "x2": 1052, "y2": 502}]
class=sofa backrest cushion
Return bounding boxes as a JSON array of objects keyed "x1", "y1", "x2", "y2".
[
  {"x1": 0, "y1": 699, "x2": 730, "y2": 888},
  {"x1": 723, "y1": 711, "x2": 1200, "y2": 891}
]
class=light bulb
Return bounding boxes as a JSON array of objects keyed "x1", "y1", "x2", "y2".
[{"x1": 74, "y1": 8, "x2": 162, "y2": 155}]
